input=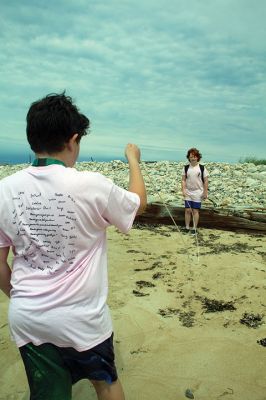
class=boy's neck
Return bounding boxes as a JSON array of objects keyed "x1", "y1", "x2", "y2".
[
  {"x1": 32, "y1": 157, "x2": 66, "y2": 167},
  {"x1": 35, "y1": 151, "x2": 73, "y2": 167}
]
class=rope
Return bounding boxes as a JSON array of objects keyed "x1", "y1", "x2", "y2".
[{"x1": 141, "y1": 162, "x2": 200, "y2": 264}]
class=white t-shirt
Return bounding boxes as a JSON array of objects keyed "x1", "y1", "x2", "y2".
[
  {"x1": 182, "y1": 164, "x2": 209, "y2": 202},
  {"x1": 0, "y1": 164, "x2": 140, "y2": 351}
]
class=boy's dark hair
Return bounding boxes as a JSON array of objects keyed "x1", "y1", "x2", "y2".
[
  {"x1": 186, "y1": 147, "x2": 202, "y2": 161},
  {"x1": 26, "y1": 92, "x2": 90, "y2": 153}
]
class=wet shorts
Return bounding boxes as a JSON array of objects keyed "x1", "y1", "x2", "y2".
[
  {"x1": 19, "y1": 334, "x2": 118, "y2": 400},
  {"x1": 184, "y1": 200, "x2": 201, "y2": 209}
]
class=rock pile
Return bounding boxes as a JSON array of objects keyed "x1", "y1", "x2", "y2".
[{"x1": 0, "y1": 161, "x2": 265, "y2": 210}]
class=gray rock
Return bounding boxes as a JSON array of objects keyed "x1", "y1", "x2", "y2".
[
  {"x1": 245, "y1": 178, "x2": 258, "y2": 187},
  {"x1": 185, "y1": 388, "x2": 194, "y2": 399}
]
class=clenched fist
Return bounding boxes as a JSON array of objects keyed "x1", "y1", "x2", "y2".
[{"x1": 125, "y1": 143, "x2": 141, "y2": 163}]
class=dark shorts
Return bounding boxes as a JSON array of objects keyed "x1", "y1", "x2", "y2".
[
  {"x1": 185, "y1": 200, "x2": 201, "y2": 209},
  {"x1": 19, "y1": 334, "x2": 118, "y2": 400}
]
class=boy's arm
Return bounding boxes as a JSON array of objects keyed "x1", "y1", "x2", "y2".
[
  {"x1": 203, "y1": 176, "x2": 208, "y2": 199},
  {"x1": 0, "y1": 247, "x2": 12, "y2": 298},
  {"x1": 181, "y1": 175, "x2": 187, "y2": 197},
  {"x1": 125, "y1": 143, "x2": 147, "y2": 215}
]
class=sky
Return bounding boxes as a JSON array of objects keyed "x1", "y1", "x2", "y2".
[{"x1": 1, "y1": 0, "x2": 266, "y2": 164}]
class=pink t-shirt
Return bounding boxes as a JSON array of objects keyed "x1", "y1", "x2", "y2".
[{"x1": 0, "y1": 165, "x2": 140, "y2": 350}]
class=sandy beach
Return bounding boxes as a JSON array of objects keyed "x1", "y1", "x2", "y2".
[{"x1": 0, "y1": 224, "x2": 265, "y2": 400}]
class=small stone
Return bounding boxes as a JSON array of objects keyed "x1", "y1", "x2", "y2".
[
  {"x1": 220, "y1": 197, "x2": 231, "y2": 206},
  {"x1": 245, "y1": 178, "x2": 258, "y2": 187},
  {"x1": 257, "y1": 338, "x2": 266, "y2": 347},
  {"x1": 185, "y1": 388, "x2": 194, "y2": 399}
]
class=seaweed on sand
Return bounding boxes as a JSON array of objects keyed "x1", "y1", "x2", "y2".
[
  {"x1": 132, "y1": 290, "x2": 149, "y2": 297},
  {"x1": 178, "y1": 311, "x2": 196, "y2": 327},
  {"x1": 158, "y1": 308, "x2": 195, "y2": 327},
  {"x1": 135, "y1": 280, "x2": 155, "y2": 289},
  {"x1": 199, "y1": 241, "x2": 259, "y2": 255},
  {"x1": 134, "y1": 261, "x2": 163, "y2": 271},
  {"x1": 201, "y1": 297, "x2": 236, "y2": 313},
  {"x1": 257, "y1": 338, "x2": 266, "y2": 347},
  {"x1": 158, "y1": 307, "x2": 180, "y2": 317},
  {"x1": 240, "y1": 313, "x2": 264, "y2": 328}
]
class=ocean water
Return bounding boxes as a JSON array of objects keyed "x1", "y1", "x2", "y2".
[
  {"x1": 0, "y1": 153, "x2": 122, "y2": 165},
  {"x1": 0, "y1": 150, "x2": 244, "y2": 165}
]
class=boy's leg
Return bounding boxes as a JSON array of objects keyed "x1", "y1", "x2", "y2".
[
  {"x1": 192, "y1": 209, "x2": 199, "y2": 228},
  {"x1": 58, "y1": 333, "x2": 121, "y2": 399},
  {"x1": 184, "y1": 208, "x2": 192, "y2": 229},
  {"x1": 19, "y1": 343, "x2": 72, "y2": 400},
  {"x1": 90, "y1": 378, "x2": 125, "y2": 400}
]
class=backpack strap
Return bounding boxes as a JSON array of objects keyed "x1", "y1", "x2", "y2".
[
  {"x1": 184, "y1": 164, "x2": 189, "y2": 179},
  {"x1": 185, "y1": 164, "x2": 205, "y2": 182},
  {"x1": 199, "y1": 164, "x2": 205, "y2": 183}
]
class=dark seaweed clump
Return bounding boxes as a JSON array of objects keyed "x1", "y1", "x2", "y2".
[
  {"x1": 201, "y1": 298, "x2": 236, "y2": 313},
  {"x1": 132, "y1": 290, "x2": 149, "y2": 297},
  {"x1": 134, "y1": 261, "x2": 162, "y2": 272},
  {"x1": 257, "y1": 338, "x2": 266, "y2": 347},
  {"x1": 135, "y1": 280, "x2": 155, "y2": 289},
  {"x1": 158, "y1": 308, "x2": 179, "y2": 317},
  {"x1": 199, "y1": 241, "x2": 258, "y2": 255},
  {"x1": 158, "y1": 308, "x2": 195, "y2": 327},
  {"x1": 152, "y1": 272, "x2": 164, "y2": 279},
  {"x1": 178, "y1": 311, "x2": 196, "y2": 327},
  {"x1": 240, "y1": 313, "x2": 264, "y2": 328}
]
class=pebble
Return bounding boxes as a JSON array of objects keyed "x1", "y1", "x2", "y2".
[
  {"x1": 0, "y1": 161, "x2": 265, "y2": 210},
  {"x1": 185, "y1": 388, "x2": 195, "y2": 399}
]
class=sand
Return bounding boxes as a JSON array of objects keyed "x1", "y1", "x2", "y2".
[{"x1": 0, "y1": 225, "x2": 265, "y2": 400}]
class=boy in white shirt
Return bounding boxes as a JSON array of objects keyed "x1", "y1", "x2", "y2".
[
  {"x1": 0, "y1": 92, "x2": 147, "y2": 400},
  {"x1": 181, "y1": 147, "x2": 208, "y2": 234}
]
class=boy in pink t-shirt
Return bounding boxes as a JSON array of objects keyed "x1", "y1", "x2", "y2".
[
  {"x1": 0, "y1": 93, "x2": 147, "y2": 400},
  {"x1": 181, "y1": 147, "x2": 208, "y2": 234}
]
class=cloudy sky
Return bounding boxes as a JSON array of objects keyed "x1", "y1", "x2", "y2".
[{"x1": 1, "y1": 0, "x2": 266, "y2": 164}]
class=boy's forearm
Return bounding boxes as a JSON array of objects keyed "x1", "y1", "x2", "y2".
[
  {"x1": 0, "y1": 261, "x2": 12, "y2": 297},
  {"x1": 181, "y1": 177, "x2": 186, "y2": 193},
  {"x1": 203, "y1": 178, "x2": 208, "y2": 192},
  {"x1": 203, "y1": 178, "x2": 208, "y2": 199},
  {"x1": 128, "y1": 159, "x2": 147, "y2": 215},
  {"x1": 0, "y1": 247, "x2": 12, "y2": 297}
]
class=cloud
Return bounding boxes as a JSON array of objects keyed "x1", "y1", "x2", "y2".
[{"x1": 0, "y1": 0, "x2": 265, "y2": 163}]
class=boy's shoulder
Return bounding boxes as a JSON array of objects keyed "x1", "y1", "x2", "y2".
[{"x1": 184, "y1": 163, "x2": 204, "y2": 170}]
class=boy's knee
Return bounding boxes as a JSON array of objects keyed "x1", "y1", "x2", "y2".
[{"x1": 90, "y1": 379, "x2": 125, "y2": 400}]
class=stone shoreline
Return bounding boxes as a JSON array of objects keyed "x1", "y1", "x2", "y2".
[{"x1": 1, "y1": 161, "x2": 266, "y2": 209}]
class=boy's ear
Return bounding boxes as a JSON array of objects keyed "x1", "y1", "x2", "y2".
[{"x1": 67, "y1": 133, "x2": 79, "y2": 150}]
